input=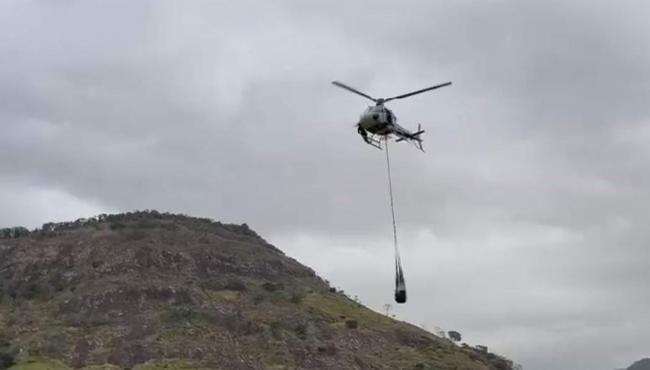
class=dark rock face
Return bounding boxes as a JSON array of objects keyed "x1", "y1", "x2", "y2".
[{"x1": 0, "y1": 211, "x2": 514, "y2": 370}]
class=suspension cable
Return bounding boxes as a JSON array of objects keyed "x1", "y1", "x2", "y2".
[
  {"x1": 385, "y1": 138, "x2": 406, "y2": 303},
  {"x1": 385, "y1": 138, "x2": 404, "y2": 270},
  {"x1": 385, "y1": 138, "x2": 399, "y2": 259}
]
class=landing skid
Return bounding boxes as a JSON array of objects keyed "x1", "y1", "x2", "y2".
[
  {"x1": 358, "y1": 127, "x2": 384, "y2": 150},
  {"x1": 359, "y1": 127, "x2": 424, "y2": 152},
  {"x1": 364, "y1": 134, "x2": 383, "y2": 150},
  {"x1": 363, "y1": 135, "x2": 423, "y2": 152}
]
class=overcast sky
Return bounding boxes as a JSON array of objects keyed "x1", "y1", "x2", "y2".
[{"x1": 1, "y1": 1, "x2": 649, "y2": 369}]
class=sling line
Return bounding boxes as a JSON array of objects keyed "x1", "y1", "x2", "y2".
[{"x1": 385, "y1": 138, "x2": 407, "y2": 303}]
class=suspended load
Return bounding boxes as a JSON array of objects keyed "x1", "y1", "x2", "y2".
[{"x1": 395, "y1": 252, "x2": 407, "y2": 303}]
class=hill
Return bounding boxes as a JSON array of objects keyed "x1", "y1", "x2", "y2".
[
  {"x1": 0, "y1": 211, "x2": 515, "y2": 370},
  {"x1": 626, "y1": 359, "x2": 650, "y2": 370}
]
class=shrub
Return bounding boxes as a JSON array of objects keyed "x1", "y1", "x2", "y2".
[
  {"x1": 136, "y1": 219, "x2": 158, "y2": 228},
  {"x1": 262, "y1": 282, "x2": 283, "y2": 292},
  {"x1": 448, "y1": 330, "x2": 462, "y2": 342},
  {"x1": 345, "y1": 320, "x2": 358, "y2": 329},
  {"x1": 0, "y1": 352, "x2": 15, "y2": 369},
  {"x1": 317, "y1": 343, "x2": 337, "y2": 356},
  {"x1": 109, "y1": 222, "x2": 126, "y2": 230},
  {"x1": 22, "y1": 282, "x2": 52, "y2": 300},
  {"x1": 290, "y1": 292, "x2": 305, "y2": 304},
  {"x1": 294, "y1": 323, "x2": 307, "y2": 340},
  {"x1": 224, "y1": 279, "x2": 246, "y2": 291},
  {"x1": 270, "y1": 321, "x2": 282, "y2": 340}
]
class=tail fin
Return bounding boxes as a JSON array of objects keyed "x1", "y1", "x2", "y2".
[{"x1": 415, "y1": 124, "x2": 424, "y2": 151}]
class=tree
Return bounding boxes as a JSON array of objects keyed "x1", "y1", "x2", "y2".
[
  {"x1": 383, "y1": 303, "x2": 392, "y2": 316},
  {"x1": 0, "y1": 227, "x2": 29, "y2": 238},
  {"x1": 448, "y1": 330, "x2": 462, "y2": 342}
]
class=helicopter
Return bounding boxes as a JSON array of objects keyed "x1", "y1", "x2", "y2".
[{"x1": 332, "y1": 80, "x2": 452, "y2": 151}]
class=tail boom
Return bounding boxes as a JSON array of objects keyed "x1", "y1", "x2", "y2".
[{"x1": 395, "y1": 124, "x2": 425, "y2": 151}]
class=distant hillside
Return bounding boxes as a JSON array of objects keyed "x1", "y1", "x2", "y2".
[
  {"x1": 627, "y1": 359, "x2": 650, "y2": 370},
  {"x1": 0, "y1": 211, "x2": 516, "y2": 370}
]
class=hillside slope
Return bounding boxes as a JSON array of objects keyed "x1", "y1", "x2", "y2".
[
  {"x1": 0, "y1": 211, "x2": 515, "y2": 370},
  {"x1": 627, "y1": 359, "x2": 650, "y2": 370}
]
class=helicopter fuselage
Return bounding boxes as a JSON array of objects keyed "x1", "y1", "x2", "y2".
[
  {"x1": 359, "y1": 105, "x2": 396, "y2": 135},
  {"x1": 359, "y1": 105, "x2": 413, "y2": 137}
]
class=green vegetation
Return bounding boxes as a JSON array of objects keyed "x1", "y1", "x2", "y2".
[
  {"x1": 8, "y1": 358, "x2": 69, "y2": 370},
  {"x1": 132, "y1": 359, "x2": 199, "y2": 370},
  {"x1": 6, "y1": 359, "x2": 199, "y2": 370},
  {"x1": 0, "y1": 211, "x2": 514, "y2": 370},
  {"x1": 0, "y1": 353, "x2": 15, "y2": 369},
  {"x1": 289, "y1": 291, "x2": 305, "y2": 304},
  {"x1": 303, "y1": 292, "x2": 395, "y2": 331},
  {"x1": 345, "y1": 319, "x2": 358, "y2": 329},
  {"x1": 163, "y1": 306, "x2": 215, "y2": 326}
]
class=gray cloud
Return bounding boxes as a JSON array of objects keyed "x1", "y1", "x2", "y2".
[{"x1": 1, "y1": 1, "x2": 650, "y2": 369}]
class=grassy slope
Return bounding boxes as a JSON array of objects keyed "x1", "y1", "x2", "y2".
[
  {"x1": 0, "y1": 213, "x2": 511, "y2": 370},
  {"x1": 4, "y1": 287, "x2": 496, "y2": 369}
]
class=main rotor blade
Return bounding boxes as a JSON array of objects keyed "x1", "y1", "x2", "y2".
[
  {"x1": 332, "y1": 81, "x2": 377, "y2": 102},
  {"x1": 383, "y1": 82, "x2": 452, "y2": 102}
]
